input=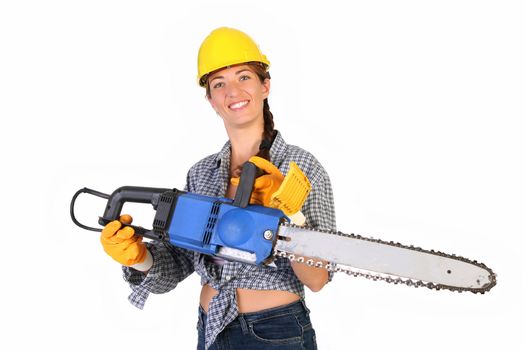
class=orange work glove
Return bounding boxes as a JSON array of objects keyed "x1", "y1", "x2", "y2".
[
  {"x1": 100, "y1": 214, "x2": 148, "y2": 267},
  {"x1": 230, "y1": 156, "x2": 284, "y2": 207}
]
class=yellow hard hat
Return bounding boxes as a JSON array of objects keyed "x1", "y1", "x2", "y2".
[{"x1": 197, "y1": 27, "x2": 270, "y2": 87}]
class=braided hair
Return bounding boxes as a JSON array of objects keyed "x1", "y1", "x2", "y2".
[{"x1": 251, "y1": 62, "x2": 276, "y2": 162}]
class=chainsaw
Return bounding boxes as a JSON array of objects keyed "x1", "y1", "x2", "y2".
[{"x1": 70, "y1": 160, "x2": 496, "y2": 294}]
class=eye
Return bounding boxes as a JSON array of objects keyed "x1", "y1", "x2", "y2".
[
  {"x1": 213, "y1": 81, "x2": 224, "y2": 89},
  {"x1": 240, "y1": 75, "x2": 251, "y2": 81}
]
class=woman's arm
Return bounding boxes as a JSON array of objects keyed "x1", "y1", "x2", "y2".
[
  {"x1": 121, "y1": 171, "x2": 197, "y2": 308},
  {"x1": 290, "y1": 258, "x2": 329, "y2": 292},
  {"x1": 290, "y1": 166, "x2": 337, "y2": 292}
]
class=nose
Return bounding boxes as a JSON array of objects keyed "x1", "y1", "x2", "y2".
[{"x1": 226, "y1": 81, "x2": 241, "y2": 98}]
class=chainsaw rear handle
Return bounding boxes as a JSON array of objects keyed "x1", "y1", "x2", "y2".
[
  {"x1": 98, "y1": 186, "x2": 172, "y2": 240},
  {"x1": 72, "y1": 159, "x2": 263, "y2": 240},
  {"x1": 99, "y1": 186, "x2": 171, "y2": 223}
]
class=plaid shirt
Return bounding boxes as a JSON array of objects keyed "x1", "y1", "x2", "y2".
[{"x1": 122, "y1": 131, "x2": 337, "y2": 349}]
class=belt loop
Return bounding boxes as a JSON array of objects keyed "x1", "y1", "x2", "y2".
[{"x1": 238, "y1": 314, "x2": 249, "y2": 335}]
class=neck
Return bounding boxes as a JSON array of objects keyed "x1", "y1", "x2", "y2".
[{"x1": 226, "y1": 123, "x2": 264, "y2": 171}]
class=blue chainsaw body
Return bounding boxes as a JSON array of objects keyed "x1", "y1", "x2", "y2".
[{"x1": 164, "y1": 192, "x2": 285, "y2": 265}]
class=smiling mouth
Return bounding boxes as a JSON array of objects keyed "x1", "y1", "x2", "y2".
[{"x1": 228, "y1": 100, "x2": 250, "y2": 110}]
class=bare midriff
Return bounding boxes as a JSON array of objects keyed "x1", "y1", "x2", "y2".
[{"x1": 200, "y1": 284, "x2": 300, "y2": 313}]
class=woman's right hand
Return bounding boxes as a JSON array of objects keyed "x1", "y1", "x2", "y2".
[
  {"x1": 100, "y1": 214, "x2": 148, "y2": 266},
  {"x1": 230, "y1": 156, "x2": 284, "y2": 207}
]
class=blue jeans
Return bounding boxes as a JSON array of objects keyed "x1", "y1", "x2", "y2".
[{"x1": 197, "y1": 300, "x2": 318, "y2": 349}]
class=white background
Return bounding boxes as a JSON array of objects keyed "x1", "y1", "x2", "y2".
[{"x1": 1, "y1": 1, "x2": 524, "y2": 349}]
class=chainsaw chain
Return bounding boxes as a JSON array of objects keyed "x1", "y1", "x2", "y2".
[{"x1": 274, "y1": 222, "x2": 497, "y2": 294}]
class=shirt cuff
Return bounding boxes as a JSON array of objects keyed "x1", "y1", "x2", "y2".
[{"x1": 121, "y1": 243, "x2": 167, "y2": 308}]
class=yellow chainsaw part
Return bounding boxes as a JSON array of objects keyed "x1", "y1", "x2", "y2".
[{"x1": 270, "y1": 162, "x2": 311, "y2": 216}]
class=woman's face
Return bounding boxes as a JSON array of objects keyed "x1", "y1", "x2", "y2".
[{"x1": 207, "y1": 64, "x2": 270, "y2": 130}]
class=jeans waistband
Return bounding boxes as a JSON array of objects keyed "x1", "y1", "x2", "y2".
[
  {"x1": 198, "y1": 299, "x2": 309, "y2": 329},
  {"x1": 237, "y1": 299, "x2": 309, "y2": 322}
]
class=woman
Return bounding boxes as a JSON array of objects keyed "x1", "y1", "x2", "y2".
[{"x1": 100, "y1": 27, "x2": 337, "y2": 350}]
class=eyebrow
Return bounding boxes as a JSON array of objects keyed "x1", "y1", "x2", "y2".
[{"x1": 210, "y1": 69, "x2": 252, "y2": 83}]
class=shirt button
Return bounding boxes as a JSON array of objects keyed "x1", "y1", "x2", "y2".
[{"x1": 225, "y1": 275, "x2": 231, "y2": 281}]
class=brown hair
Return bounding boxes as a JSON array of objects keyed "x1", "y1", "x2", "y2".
[{"x1": 205, "y1": 62, "x2": 276, "y2": 176}]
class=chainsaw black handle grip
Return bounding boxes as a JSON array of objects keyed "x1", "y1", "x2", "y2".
[
  {"x1": 232, "y1": 161, "x2": 265, "y2": 208},
  {"x1": 98, "y1": 186, "x2": 171, "y2": 225},
  {"x1": 96, "y1": 219, "x2": 163, "y2": 241}
]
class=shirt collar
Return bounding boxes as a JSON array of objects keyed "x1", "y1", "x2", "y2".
[{"x1": 212, "y1": 130, "x2": 288, "y2": 169}]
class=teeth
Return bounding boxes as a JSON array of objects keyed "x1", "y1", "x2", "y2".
[{"x1": 229, "y1": 100, "x2": 249, "y2": 109}]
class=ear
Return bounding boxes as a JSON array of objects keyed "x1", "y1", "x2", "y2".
[{"x1": 261, "y1": 78, "x2": 271, "y2": 99}]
